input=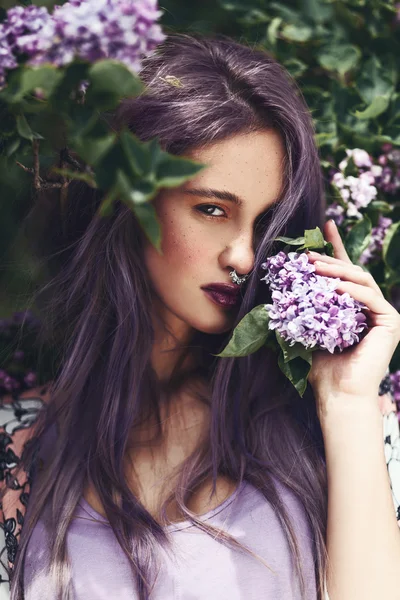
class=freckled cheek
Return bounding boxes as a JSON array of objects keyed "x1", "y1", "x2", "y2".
[{"x1": 162, "y1": 224, "x2": 213, "y2": 269}]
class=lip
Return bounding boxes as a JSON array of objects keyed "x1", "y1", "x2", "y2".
[
  {"x1": 201, "y1": 283, "x2": 241, "y2": 297},
  {"x1": 203, "y1": 289, "x2": 240, "y2": 309}
]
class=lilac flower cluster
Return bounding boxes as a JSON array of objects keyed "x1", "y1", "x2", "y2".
[
  {"x1": 0, "y1": 366, "x2": 37, "y2": 393},
  {"x1": 358, "y1": 214, "x2": 393, "y2": 266},
  {"x1": 260, "y1": 251, "x2": 368, "y2": 354},
  {"x1": 376, "y1": 144, "x2": 400, "y2": 195},
  {"x1": 326, "y1": 145, "x2": 400, "y2": 232},
  {"x1": 0, "y1": 0, "x2": 166, "y2": 89},
  {"x1": 327, "y1": 148, "x2": 380, "y2": 224}
]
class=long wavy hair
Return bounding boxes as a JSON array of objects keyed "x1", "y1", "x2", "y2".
[{"x1": 8, "y1": 32, "x2": 329, "y2": 600}]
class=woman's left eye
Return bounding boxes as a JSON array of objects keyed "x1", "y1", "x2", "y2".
[{"x1": 195, "y1": 204, "x2": 227, "y2": 218}]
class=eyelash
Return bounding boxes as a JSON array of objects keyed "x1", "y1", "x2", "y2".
[
  {"x1": 195, "y1": 204, "x2": 227, "y2": 219},
  {"x1": 195, "y1": 203, "x2": 268, "y2": 243}
]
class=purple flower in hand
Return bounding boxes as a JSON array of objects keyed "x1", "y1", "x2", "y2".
[{"x1": 261, "y1": 251, "x2": 368, "y2": 354}]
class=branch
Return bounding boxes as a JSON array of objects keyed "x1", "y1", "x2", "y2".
[{"x1": 32, "y1": 139, "x2": 40, "y2": 190}]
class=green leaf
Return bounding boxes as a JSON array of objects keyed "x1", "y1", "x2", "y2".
[
  {"x1": 71, "y1": 133, "x2": 116, "y2": 166},
  {"x1": 131, "y1": 201, "x2": 162, "y2": 253},
  {"x1": 2, "y1": 65, "x2": 64, "y2": 103},
  {"x1": 269, "y1": 2, "x2": 301, "y2": 22},
  {"x1": 48, "y1": 61, "x2": 90, "y2": 110},
  {"x1": 304, "y1": 226, "x2": 326, "y2": 249},
  {"x1": 156, "y1": 153, "x2": 207, "y2": 188},
  {"x1": 273, "y1": 227, "x2": 332, "y2": 255},
  {"x1": 277, "y1": 351, "x2": 312, "y2": 397},
  {"x1": 317, "y1": 44, "x2": 361, "y2": 76},
  {"x1": 267, "y1": 17, "x2": 282, "y2": 46},
  {"x1": 51, "y1": 167, "x2": 97, "y2": 188},
  {"x1": 66, "y1": 104, "x2": 102, "y2": 138},
  {"x1": 273, "y1": 235, "x2": 305, "y2": 245},
  {"x1": 4, "y1": 137, "x2": 20, "y2": 157},
  {"x1": 94, "y1": 143, "x2": 127, "y2": 191},
  {"x1": 85, "y1": 60, "x2": 144, "y2": 110},
  {"x1": 16, "y1": 114, "x2": 44, "y2": 141},
  {"x1": 382, "y1": 221, "x2": 400, "y2": 276},
  {"x1": 98, "y1": 187, "x2": 118, "y2": 217},
  {"x1": 354, "y1": 95, "x2": 390, "y2": 120},
  {"x1": 283, "y1": 58, "x2": 308, "y2": 79},
  {"x1": 368, "y1": 201, "x2": 393, "y2": 213},
  {"x1": 344, "y1": 215, "x2": 372, "y2": 263},
  {"x1": 281, "y1": 23, "x2": 313, "y2": 42},
  {"x1": 300, "y1": 0, "x2": 334, "y2": 23},
  {"x1": 120, "y1": 130, "x2": 152, "y2": 177},
  {"x1": 275, "y1": 330, "x2": 314, "y2": 364},
  {"x1": 355, "y1": 55, "x2": 395, "y2": 106},
  {"x1": 213, "y1": 304, "x2": 272, "y2": 357},
  {"x1": 116, "y1": 169, "x2": 156, "y2": 205}
]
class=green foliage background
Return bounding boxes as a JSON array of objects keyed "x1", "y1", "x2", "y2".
[{"x1": 1, "y1": 0, "x2": 399, "y2": 381}]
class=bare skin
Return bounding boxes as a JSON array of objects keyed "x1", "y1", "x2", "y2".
[{"x1": 84, "y1": 129, "x2": 286, "y2": 524}]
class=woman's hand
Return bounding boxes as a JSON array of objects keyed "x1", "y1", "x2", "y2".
[{"x1": 306, "y1": 220, "x2": 400, "y2": 416}]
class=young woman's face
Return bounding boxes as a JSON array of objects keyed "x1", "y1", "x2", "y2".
[{"x1": 143, "y1": 129, "x2": 286, "y2": 337}]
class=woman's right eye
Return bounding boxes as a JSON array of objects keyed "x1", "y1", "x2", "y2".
[{"x1": 195, "y1": 204, "x2": 227, "y2": 218}]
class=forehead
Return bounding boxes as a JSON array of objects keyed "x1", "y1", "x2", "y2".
[{"x1": 183, "y1": 130, "x2": 286, "y2": 213}]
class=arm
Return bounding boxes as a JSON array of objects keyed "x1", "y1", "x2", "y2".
[{"x1": 321, "y1": 395, "x2": 400, "y2": 600}]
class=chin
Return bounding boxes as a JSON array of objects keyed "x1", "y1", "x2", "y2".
[{"x1": 191, "y1": 314, "x2": 236, "y2": 336}]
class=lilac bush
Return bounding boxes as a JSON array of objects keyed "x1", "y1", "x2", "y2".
[
  {"x1": 326, "y1": 145, "x2": 400, "y2": 233},
  {"x1": 0, "y1": 0, "x2": 166, "y2": 89},
  {"x1": 260, "y1": 251, "x2": 368, "y2": 354},
  {"x1": 359, "y1": 214, "x2": 393, "y2": 266}
]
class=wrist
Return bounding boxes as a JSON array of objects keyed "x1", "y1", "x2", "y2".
[{"x1": 316, "y1": 392, "x2": 382, "y2": 428}]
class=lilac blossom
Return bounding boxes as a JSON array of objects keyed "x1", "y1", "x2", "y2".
[
  {"x1": 325, "y1": 202, "x2": 345, "y2": 227},
  {"x1": 260, "y1": 251, "x2": 368, "y2": 354},
  {"x1": 3, "y1": 5, "x2": 55, "y2": 55},
  {"x1": 0, "y1": 23, "x2": 18, "y2": 90},
  {"x1": 327, "y1": 145, "x2": 399, "y2": 237},
  {"x1": 331, "y1": 168, "x2": 378, "y2": 219},
  {"x1": 339, "y1": 148, "x2": 373, "y2": 170},
  {"x1": 359, "y1": 215, "x2": 393, "y2": 265},
  {"x1": 0, "y1": 0, "x2": 166, "y2": 89},
  {"x1": 376, "y1": 145, "x2": 400, "y2": 195}
]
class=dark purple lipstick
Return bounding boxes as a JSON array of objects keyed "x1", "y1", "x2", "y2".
[{"x1": 201, "y1": 283, "x2": 241, "y2": 309}]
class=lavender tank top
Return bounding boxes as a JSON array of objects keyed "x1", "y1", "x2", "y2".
[{"x1": 23, "y1": 473, "x2": 317, "y2": 599}]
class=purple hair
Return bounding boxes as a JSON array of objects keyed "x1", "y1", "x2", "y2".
[{"x1": 9, "y1": 32, "x2": 328, "y2": 600}]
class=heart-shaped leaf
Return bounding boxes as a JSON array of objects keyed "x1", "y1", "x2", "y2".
[{"x1": 213, "y1": 304, "x2": 272, "y2": 357}]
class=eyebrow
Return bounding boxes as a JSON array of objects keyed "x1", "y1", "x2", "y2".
[
  {"x1": 183, "y1": 187, "x2": 279, "y2": 220},
  {"x1": 183, "y1": 187, "x2": 243, "y2": 207}
]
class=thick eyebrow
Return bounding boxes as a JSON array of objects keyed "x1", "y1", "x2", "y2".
[
  {"x1": 183, "y1": 187, "x2": 243, "y2": 207},
  {"x1": 183, "y1": 186, "x2": 279, "y2": 220}
]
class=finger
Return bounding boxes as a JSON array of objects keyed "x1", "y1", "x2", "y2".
[
  {"x1": 323, "y1": 220, "x2": 353, "y2": 264},
  {"x1": 313, "y1": 260, "x2": 383, "y2": 296},
  {"x1": 307, "y1": 251, "x2": 361, "y2": 268},
  {"x1": 334, "y1": 280, "x2": 400, "y2": 326}
]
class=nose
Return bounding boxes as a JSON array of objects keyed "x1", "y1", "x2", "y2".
[{"x1": 220, "y1": 231, "x2": 255, "y2": 278}]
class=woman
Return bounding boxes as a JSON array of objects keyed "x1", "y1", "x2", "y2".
[{"x1": 0, "y1": 32, "x2": 399, "y2": 600}]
